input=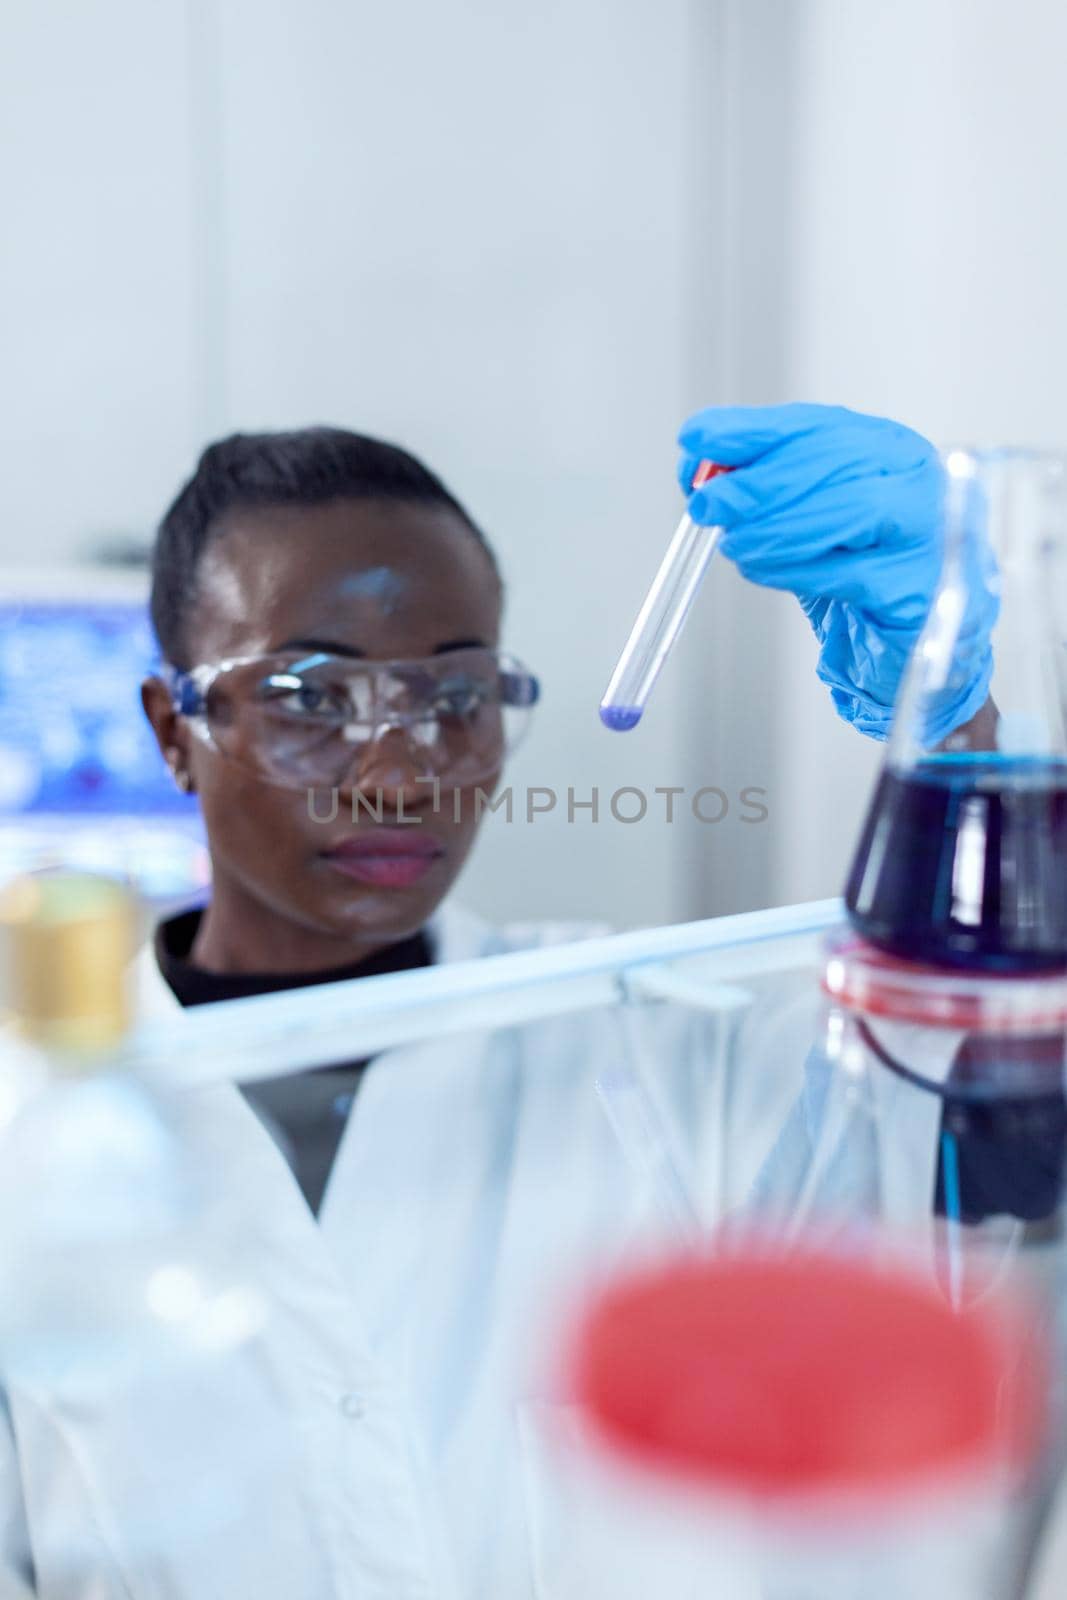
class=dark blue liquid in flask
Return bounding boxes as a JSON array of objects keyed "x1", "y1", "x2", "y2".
[
  {"x1": 844, "y1": 449, "x2": 1067, "y2": 972},
  {"x1": 845, "y1": 755, "x2": 1067, "y2": 971}
]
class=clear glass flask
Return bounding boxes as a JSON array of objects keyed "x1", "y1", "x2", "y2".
[
  {"x1": 0, "y1": 872, "x2": 315, "y2": 1592},
  {"x1": 846, "y1": 449, "x2": 1067, "y2": 971},
  {"x1": 807, "y1": 938, "x2": 1067, "y2": 1596}
]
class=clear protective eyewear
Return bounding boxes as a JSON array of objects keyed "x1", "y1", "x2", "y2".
[{"x1": 163, "y1": 646, "x2": 539, "y2": 792}]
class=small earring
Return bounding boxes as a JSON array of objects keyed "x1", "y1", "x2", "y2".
[{"x1": 165, "y1": 746, "x2": 192, "y2": 793}]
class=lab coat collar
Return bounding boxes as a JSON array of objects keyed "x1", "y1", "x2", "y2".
[{"x1": 130, "y1": 899, "x2": 497, "y2": 1022}]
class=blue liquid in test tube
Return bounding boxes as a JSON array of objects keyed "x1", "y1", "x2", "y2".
[{"x1": 599, "y1": 461, "x2": 729, "y2": 732}]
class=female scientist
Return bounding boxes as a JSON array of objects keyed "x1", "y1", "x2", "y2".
[{"x1": 0, "y1": 405, "x2": 988, "y2": 1598}]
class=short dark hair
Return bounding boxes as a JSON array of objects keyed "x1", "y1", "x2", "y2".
[{"x1": 150, "y1": 426, "x2": 500, "y2": 667}]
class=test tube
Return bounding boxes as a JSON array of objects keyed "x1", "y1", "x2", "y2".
[{"x1": 599, "y1": 460, "x2": 729, "y2": 731}]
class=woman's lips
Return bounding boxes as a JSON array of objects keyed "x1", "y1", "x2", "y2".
[{"x1": 319, "y1": 829, "x2": 445, "y2": 889}]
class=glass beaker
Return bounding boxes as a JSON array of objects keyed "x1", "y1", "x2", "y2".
[{"x1": 845, "y1": 449, "x2": 1067, "y2": 971}]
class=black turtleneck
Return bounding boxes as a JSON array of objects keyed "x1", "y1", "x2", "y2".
[{"x1": 154, "y1": 905, "x2": 433, "y2": 1214}]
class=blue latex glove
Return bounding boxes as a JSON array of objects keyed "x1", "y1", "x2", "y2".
[{"x1": 677, "y1": 402, "x2": 995, "y2": 742}]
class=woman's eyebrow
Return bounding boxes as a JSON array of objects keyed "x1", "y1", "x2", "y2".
[
  {"x1": 433, "y1": 638, "x2": 490, "y2": 654},
  {"x1": 277, "y1": 637, "x2": 365, "y2": 658},
  {"x1": 275, "y1": 636, "x2": 489, "y2": 657}
]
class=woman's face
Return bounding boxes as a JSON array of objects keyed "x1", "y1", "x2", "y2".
[{"x1": 143, "y1": 499, "x2": 505, "y2": 960}]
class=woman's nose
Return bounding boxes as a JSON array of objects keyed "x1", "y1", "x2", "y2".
[{"x1": 340, "y1": 723, "x2": 428, "y2": 802}]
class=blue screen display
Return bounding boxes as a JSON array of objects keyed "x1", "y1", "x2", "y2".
[{"x1": 0, "y1": 601, "x2": 200, "y2": 817}]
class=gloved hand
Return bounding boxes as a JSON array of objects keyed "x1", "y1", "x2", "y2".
[{"x1": 676, "y1": 402, "x2": 995, "y2": 742}]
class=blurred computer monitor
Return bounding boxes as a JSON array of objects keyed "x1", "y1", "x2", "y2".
[{"x1": 0, "y1": 569, "x2": 210, "y2": 907}]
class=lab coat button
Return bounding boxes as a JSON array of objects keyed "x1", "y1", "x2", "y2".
[{"x1": 339, "y1": 1391, "x2": 365, "y2": 1419}]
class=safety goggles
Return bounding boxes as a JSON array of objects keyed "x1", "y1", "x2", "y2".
[{"x1": 163, "y1": 646, "x2": 539, "y2": 792}]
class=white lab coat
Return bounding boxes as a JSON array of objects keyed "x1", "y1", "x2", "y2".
[{"x1": 0, "y1": 901, "x2": 822, "y2": 1599}]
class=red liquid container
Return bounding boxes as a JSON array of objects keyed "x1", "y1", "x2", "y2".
[{"x1": 538, "y1": 1243, "x2": 1046, "y2": 1598}]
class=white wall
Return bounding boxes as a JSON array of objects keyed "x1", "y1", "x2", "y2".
[
  {"x1": 201, "y1": 0, "x2": 810, "y2": 930},
  {"x1": 763, "y1": 0, "x2": 1067, "y2": 907},
  {"x1": 1, "y1": 0, "x2": 743, "y2": 932},
  {"x1": 679, "y1": 0, "x2": 806, "y2": 919},
  {"x1": 0, "y1": 3, "x2": 202, "y2": 562},
  {"x1": 205, "y1": 0, "x2": 727, "y2": 931},
  {"x1": 7, "y1": 0, "x2": 1065, "y2": 927}
]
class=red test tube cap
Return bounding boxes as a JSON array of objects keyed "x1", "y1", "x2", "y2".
[{"x1": 691, "y1": 460, "x2": 730, "y2": 490}]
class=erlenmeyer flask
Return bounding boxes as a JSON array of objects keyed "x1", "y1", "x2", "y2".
[{"x1": 846, "y1": 449, "x2": 1067, "y2": 970}]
